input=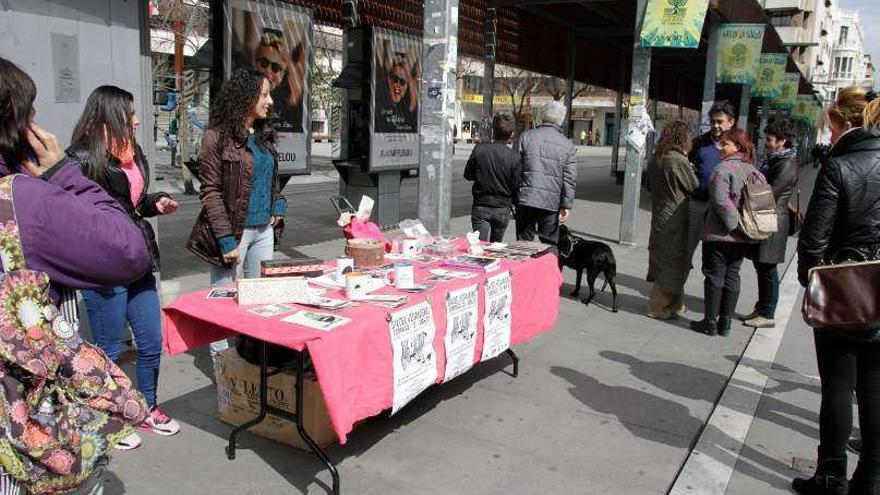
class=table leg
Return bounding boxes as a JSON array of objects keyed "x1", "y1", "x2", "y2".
[
  {"x1": 505, "y1": 348, "x2": 519, "y2": 377},
  {"x1": 296, "y1": 352, "x2": 340, "y2": 495},
  {"x1": 226, "y1": 340, "x2": 269, "y2": 460}
]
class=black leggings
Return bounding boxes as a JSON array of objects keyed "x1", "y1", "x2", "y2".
[{"x1": 815, "y1": 330, "x2": 880, "y2": 474}]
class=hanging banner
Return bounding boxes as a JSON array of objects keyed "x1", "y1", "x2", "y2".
[
  {"x1": 639, "y1": 0, "x2": 710, "y2": 48},
  {"x1": 443, "y1": 285, "x2": 479, "y2": 382},
  {"x1": 751, "y1": 53, "x2": 788, "y2": 99},
  {"x1": 769, "y1": 73, "x2": 799, "y2": 111},
  {"x1": 389, "y1": 301, "x2": 437, "y2": 414},
  {"x1": 481, "y1": 271, "x2": 512, "y2": 362},
  {"x1": 370, "y1": 27, "x2": 421, "y2": 172},
  {"x1": 716, "y1": 24, "x2": 766, "y2": 86},
  {"x1": 226, "y1": 0, "x2": 312, "y2": 175},
  {"x1": 792, "y1": 96, "x2": 813, "y2": 124}
]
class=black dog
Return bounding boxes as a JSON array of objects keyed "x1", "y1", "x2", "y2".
[{"x1": 558, "y1": 225, "x2": 618, "y2": 312}]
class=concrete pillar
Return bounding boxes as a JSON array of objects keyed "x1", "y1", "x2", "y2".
[
  {"x1": 757, "y1": 102, "x2": 769, "y2": 157},
  {"x1": 700, "y1": 16, "x2": 720, "y2": 134},
  {"x1": 619, "y1": 0, "x2": 651, "y2": 246},
  {"x1": 481, "y1": 7, "x2": 496, "y2": 140},
  {"x1": 564, "y1": 28, "x2": 576, "y2": 138},
  {"x1": 417, "y1": 0, "x2": 459, "y2": 235},
  {"x1": 737, "y1": 84, "x2": 750, "y2": 131},
  {"x1": 611, "y1": 63, "x2": 625, "y2": 175}
]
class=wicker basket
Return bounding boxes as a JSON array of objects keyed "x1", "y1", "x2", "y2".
[{"x1": 346, "y1": 238, "x2": 385, "y2": 268}]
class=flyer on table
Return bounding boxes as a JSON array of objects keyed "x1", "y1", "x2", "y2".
[
  {"x1": 443, "y1": 285, "x2": 479, "y2": 381},
  {"x1": 389, "y1": 301, "x2": 438, "y2": 414},
  {"x1": 482, "y1": 271, "x2": 512, "y2": 362}
]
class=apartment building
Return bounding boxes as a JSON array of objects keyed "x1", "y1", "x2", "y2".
[{"x1": 829, "y1": 9, "x2": 875, "y2": 98}]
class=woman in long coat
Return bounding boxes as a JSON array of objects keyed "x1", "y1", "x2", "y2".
[
  {"x1": 647, "y1": 121, "x2": 699, "y2": 319},
  {"x1": 741, "y1": 118, "x2": 798, "y2": 328}
]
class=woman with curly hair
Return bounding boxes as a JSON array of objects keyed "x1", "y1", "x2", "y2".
[
  {"x1": 187, "y1": 69, "x2": 287, "y2": 356},
  {"x1": 646, "y1": 121, "x2": 699, "y2": 319}
]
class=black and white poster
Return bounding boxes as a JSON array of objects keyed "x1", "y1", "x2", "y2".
[
  {"x1": 370, "y1": 28, "x2": 421, "y2": 171},
  {"x1": 443, "y1": 285, "x2": 479, "y2": 381},
  {"x1": 481, "y1": 271, "x2": 512, "y2": 361},
  {"x1": 389, "y1": 301, "x2": 437, "y2": 414},
  {"x1": 227, "y1": 0, "x2": 311, "y2": 175}
]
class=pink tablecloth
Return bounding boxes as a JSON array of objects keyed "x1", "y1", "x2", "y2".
[{"x1": 162, "y1": 253, "x2": 562, "y2": 443}]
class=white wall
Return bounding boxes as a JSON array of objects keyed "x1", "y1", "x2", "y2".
[{"x1": 0, "y1": 0, "x2": 150, "y2": 148}]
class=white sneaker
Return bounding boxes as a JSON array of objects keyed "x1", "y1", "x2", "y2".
[
  {"x1": 139, "y1": 406, "x2": 181, "y2": 436},
  {"x1": 744, "y1": 315, "x2": 775, "y2": 328},
  {"x1": 114, "y1": 431, "x2": 143, "y2": 450}
]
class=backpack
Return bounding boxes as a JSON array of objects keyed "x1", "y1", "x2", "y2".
[{"x1": 734, "y1": 164, "x2": 778, "y2": 241}]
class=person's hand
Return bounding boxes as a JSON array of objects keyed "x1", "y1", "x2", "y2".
[
  {"x1": 270, "y1": 215, "x2": 279, "y2": 227},
  {"x1": 559, "y1": 209, "x2": 571, "y2": 224},
  {"x1": 222, "y1": 247, "x2": 240, "y2": 266},
  {"x1": 155, "y1": 197, "x2": 179, "y2": 215},
  {"x1": 24, "y1": 124, "x2": 66, "y2": 177}
]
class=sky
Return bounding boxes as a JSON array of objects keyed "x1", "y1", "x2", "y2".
[{"x1": 839, "y1": 0, "x2": 879, "y2": 88}]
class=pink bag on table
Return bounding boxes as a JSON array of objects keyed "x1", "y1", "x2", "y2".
[{"x1": 343, "y1": 217, "x2": 391, "y2": 252}]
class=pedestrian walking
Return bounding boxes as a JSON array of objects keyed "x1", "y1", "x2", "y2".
[
  {"x1": 594, "y1": 129, "x2": 601, "y2": 146},
  {"x1": 464, "y1": 113, "x2": 520, "y2": 242},
  {"x1": 686, "y1": 100, "x2": 737, "y2": 270},
  {"x1": 186, "y1": 69, "x2": 288, "y2": 358},
  {"x1": 580, "y1": 129, "x2": 587, "y2": 146},
  {"x1": 67, "y1": 86, "x2": 183, "y2": 449},
  {"x1": 690, "y1": 128, "x2": 761, "y2": 337},
  {"x1": 515, "y1": 101, "x2": 577, "y2": 247},
  {"x1": 646, "y1": 121, "x2": 699, "y2": 319},
  {"x1": 740, "y1": 117, "x2": 798, "y2": 329},
  {"x1": 792, "y1": 87, "x2": 880, "y2": 495}
]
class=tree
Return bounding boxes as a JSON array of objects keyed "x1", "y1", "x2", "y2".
[{"x1": 311, "y1": 26, "x2": 342, "y2": 141}]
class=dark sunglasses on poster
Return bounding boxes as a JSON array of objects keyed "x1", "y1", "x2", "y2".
[
  {"x1": 258, "y1": 57, "x2": 284, "y2": 74},
  {"x1": 389, "y1": 74, "x2": 407, "y2": 86}
]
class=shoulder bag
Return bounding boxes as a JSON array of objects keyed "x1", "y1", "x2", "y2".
[{"x1": 802, "y1": 246, "x2": 880, "y2": 330}]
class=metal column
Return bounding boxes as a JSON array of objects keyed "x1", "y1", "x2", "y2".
[
  {"x1": 417, "y1": 0, "x2": 460, "y2": 236},
  {"x1": 481, "y1": 7, "x2": 497, "y2": 140},
  {"x1": 737, "y1": 84, "x2": 750, "y2": 131},
  {"x1": 700, "y1": 16, "x2": 720, "y2": 133},
  {"x1": 618, "y1": 0, "x2": 650, "y2": 246},
  {"x1": 337, "y1": 0, "x2": 358, "y2": 196},
  {"x1": 564, "y1": 27, "x2": 576, "y2": 138},
  {"x1": 611, "y1": 63, "x2": 625, "y2": 176}
]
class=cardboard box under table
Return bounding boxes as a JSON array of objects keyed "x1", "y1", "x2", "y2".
[{"x1": 215, "y1": 348, "x2": 335, "y2": 450}]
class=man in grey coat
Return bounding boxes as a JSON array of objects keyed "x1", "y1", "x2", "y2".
[{"x1": 515, "y1": 101, "x2": 578, "y2": 245}]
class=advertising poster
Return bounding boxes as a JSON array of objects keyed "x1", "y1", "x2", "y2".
[
  {"x1": 389, "y1": 301, "x2": 437, "y2": 414},
  {"x1": 792, "y1": 95, "x2": 814, "y2": 124},
  {"x1": 770, "y1": 73, "x2": 799, "y2": 111},
  {"x1": 481, "y1": 271, "x2": 512, "y2": 362},
  {"x1": 716, "y1": 24, "x2": 766, "y2": 86},
  {"x1": 639, "y1": 0, "x2": 710, "y2": 49},
  {"x1": 751, "y1": 53, "x2": 788, "y2": 99},
  {"x1": 371, "y1": 28, "x2": 421, "y2": 171},
  {"x1": 227, "y1": 0, "x2": 311, "y2": 175},
  {"x1": 443, "y1": 285, "x2": 479, "y2": 382}
]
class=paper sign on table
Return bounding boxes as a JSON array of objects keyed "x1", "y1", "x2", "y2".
[
  {"x1": 389, "y1": 301, "x2": 438, "y2": 414},
  {"x1": 443, "y1": 285, "x2": 479, "y2": 381},
  {"x1": 237, "y1": 277, "x2": 310, "y2": 305},
  {"x1": 481, "y1": 271, "x2": 512, "y2": 361},
  {"x1": 247, "y1": 304, "x2": 296, "y2": 318},
  {"x1": 282, "y1": 311, "x2": 351, "y2": 331}
]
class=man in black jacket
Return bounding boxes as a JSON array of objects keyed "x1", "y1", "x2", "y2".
[{"x1": 464, "y1": 113, "x2": 520, "y2": 242}]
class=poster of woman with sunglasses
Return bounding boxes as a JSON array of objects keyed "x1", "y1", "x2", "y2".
[
  {"x1": 371, "y1": 29, "x2": 421, "y2": 170},
  {"x1": 228, "y1": 0, "x2": 311, "y2": 175}
]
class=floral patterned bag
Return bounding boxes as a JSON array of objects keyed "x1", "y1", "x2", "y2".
[{"x1": 0, "y1": 175, "x2": 148, "y2": 494}]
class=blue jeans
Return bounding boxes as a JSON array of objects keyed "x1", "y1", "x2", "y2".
[
  {"x1": 82, "y1": 274, "x2": 162, "y2": 409},
  {"x1": 208, "y1": 224, "x2": 274, "y2": 355}
]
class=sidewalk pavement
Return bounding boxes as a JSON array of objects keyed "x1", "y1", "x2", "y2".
[{"x1": 105, "y1": 146, "x2": 837, "y2": 494}]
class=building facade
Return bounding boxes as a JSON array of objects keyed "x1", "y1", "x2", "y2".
[{"x1": 829, "y1": 9, "x2": 875, "y2": 99}]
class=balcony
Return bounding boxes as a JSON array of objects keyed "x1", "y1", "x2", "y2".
[
  {"x1": 764, "y1": 0, "x2": 812, "y2": 11},
  {"x1": 776, "y1": 26, "x2": 819, "y2": 46}
]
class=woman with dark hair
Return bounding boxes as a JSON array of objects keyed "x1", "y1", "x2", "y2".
[
  {"x1": 0, "y1": 57, "x2": 150, "y2": 494},
  {"x1": 187, "y1": 69, "x2": 287, "y2": 357},
  {"x1": 646, "y1": 120, "x2": 699, "y2": 319},
  {"x1": 690, "y1": 128, "x2": 761, "y2": 337},
  {"x1": 740, "y1": 117, "x2": 798, "y2": 329},
  {"x1": 66, "y1": 86, "x2": 181, "y2": 448},
  {"x1": 792, "y1": 87, "x2": 880, "y2": 495}
]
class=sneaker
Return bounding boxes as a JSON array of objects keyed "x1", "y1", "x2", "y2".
[
  {"x1": 140, "y1": 406, "x2": 182, "y2": 436},
  {"x1": 744, "y1": 315, "x2": 776, "y2": 328},
  {"x1": 114, "y1": 431, "x2": 143, "y2": 450},
  {"x1": 739, "y1": 309, "x2": 760, "y2": 321}
]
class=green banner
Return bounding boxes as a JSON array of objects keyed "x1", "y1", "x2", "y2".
[
  {"x1": 716, "y1": 24, "x2": 766, "y2": 86},
  {"x1": 751, "y1": 53, "x2": 788, "y2": 98},
  {"x1": 791, "y1": 96, "x2": 813, "y2": 124},
  {"x1": 769, "y1": 73, "x2": 799, "y2": 111},
  {"x1": 639, "y1": 0, "x2": 710, "y2": 48}
]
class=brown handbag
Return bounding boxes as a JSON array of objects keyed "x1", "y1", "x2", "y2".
[{"x1": 802, "y1": 248, "x2": 880, "y2": 330}]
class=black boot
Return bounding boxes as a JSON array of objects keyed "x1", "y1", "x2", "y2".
[
  {"x1": 848, "y1": 462, "x2": 880, "y2": 495},
  {"x1": 792, "y1": 457, "x2": 848, "y2": 495},
  {"x1": 691, "y1": 282, "x2": 722, "y2": 336},
  {"x1": 717, "y1": 289, "x2": 739, "y2": 337}
]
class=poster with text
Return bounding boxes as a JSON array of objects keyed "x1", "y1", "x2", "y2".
[
  {"x1": 227, "y1": 0, "x2": 311, "y2": 175},
  {"x1": 370, "y1": 28, "x2": 421, "y2": 171},
  {"x1": 751, "y1": 53, "x2": 787, "y2": 99},
  {"x1": 716, "y1": 24, "x2": 766, "y2": 86},
  {"x1": 639, "y1": 0, "x2": 710, "y2": 48},
  {"x1": 481, "y1": 271, "x2": 512, "y2": 362},
  {"x1": 770, "y1": 73, "x2": 799, "y2": 111},
  {"x1": 443, "y1": 285, "x2": 479, "y2": 382},
  {"x1": 792, "y1": 95, "x2": 815, "y2": 124},
  {"x1": 389, "y1": 301, "x2": 437, "y2": 414}
]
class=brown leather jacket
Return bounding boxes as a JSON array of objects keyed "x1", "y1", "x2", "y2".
[{"x1": 186, "y1": 128, "x2": 286, "y2": 267}]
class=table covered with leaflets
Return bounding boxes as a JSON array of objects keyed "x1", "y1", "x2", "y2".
[{"x1": 161, "y1": 239, "x2": 562, "y2": 494}]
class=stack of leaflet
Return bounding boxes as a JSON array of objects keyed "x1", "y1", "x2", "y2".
[
  {"x1": 441, "y1": 255, "x2": 501, "y2": 273},
  {"x1": 482, "y1": 241, "x2": 549, "y2": 259}
]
